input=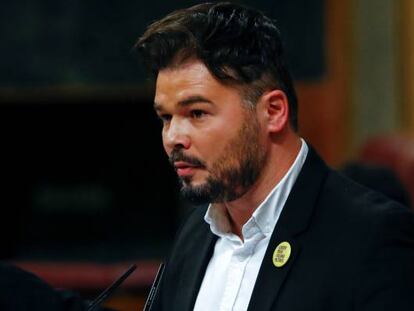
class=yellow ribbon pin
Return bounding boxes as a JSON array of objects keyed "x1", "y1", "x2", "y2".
[{"x1": 272, "y1": 241, "x2": 291, "y2": 268}]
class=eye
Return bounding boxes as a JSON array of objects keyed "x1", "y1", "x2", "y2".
[
  {"x1": 190, "y1": 109, "x2": 207, "y2": 119},
  {"x1": 158, "y1": 113, "x2": 172, "y2": 124}
]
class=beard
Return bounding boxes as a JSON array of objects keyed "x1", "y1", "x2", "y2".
[{"x1": 169, "y1": 111, "x2": 266, "y2": 205}]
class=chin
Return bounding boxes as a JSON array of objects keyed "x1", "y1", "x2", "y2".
[
  {"x1": 181, "y1": 174, "x2": 207, "y2": 186},
  {"x1": 182, "y1": 180, "x2": 207, "y2": 191},
  {"x1": 180, "y1": 183, "x2": 213, "y2": 205}
]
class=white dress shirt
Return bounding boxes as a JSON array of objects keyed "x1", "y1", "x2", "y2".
[{"x1": 193, "y1": 140, "x2": 308, "y2": 311}]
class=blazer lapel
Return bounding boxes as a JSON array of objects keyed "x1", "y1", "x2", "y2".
[
  {"x1": 174, "y1": 221, "x2": 218, "y2": 311},
  {"x1": 247, "y1": 147, "x2": 329, "y2": 311}
]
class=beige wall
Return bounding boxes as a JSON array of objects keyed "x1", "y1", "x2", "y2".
[
  {"x1": 349, "y1": 0, "x2": 414, "y2": 153},
  {"x1": 399, "y1": 0, "x2": 414, "y2": 133},
  {"x1": 298, "y1": 0, "x2": 413, "y2": 164},
  {"x1": 350, "y1": 0, "x2": 402, "y2": 151}
]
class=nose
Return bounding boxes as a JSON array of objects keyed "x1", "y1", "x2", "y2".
[{"x1": 163, "y1": 117, "x2": 191, "y2": 152}]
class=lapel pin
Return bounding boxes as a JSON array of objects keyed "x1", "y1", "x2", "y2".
[{"x1": 273, "y1": 241, "x2": 291, "y2": 268}]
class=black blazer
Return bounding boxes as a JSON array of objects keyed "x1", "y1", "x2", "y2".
[{"x1": 152, "y1": 147, "x2": 414, "y2": 311}]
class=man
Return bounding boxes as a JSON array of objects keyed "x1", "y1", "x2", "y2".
[{"x1": 136, "y1": 2, "x2": 414, "y2": 310}]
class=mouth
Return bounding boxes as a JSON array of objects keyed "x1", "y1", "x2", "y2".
[{"x1": 174, "y1": 161, "x2": 203, "y2": 177}]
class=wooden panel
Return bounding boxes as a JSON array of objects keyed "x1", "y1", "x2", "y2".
[
  {"x1": 297, "y1": 0, "x2": 351, "y2": 165},
  {"x1": 12, "y1": 260, "x2": 160, "y2": 290}
]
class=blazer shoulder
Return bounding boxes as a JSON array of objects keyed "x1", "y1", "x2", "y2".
[
  {"x1": 310, "y1": 168, "x2": 414, "y2": 249},
  {"x1": 323, "y1": 169, "x2": 411, "y2": 217}
]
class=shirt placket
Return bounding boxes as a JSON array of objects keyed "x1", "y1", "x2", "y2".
[{"x1": 219, "y1": 222, "x2": 262, "y2": 311}]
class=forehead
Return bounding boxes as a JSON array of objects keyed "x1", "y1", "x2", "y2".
[
  {"x1": 154, "y1": 60, "x2": 239, "y2": 106},
  {"x1": 155, "y1": 61, "x2": 211, "y2": 98}
]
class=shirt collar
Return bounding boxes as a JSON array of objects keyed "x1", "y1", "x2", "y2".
[{"x1": 205, "y1": 139, "x2": 309, "y2": 239}]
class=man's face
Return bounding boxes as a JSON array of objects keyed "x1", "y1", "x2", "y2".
[{"x1": 154, "y1": 60, "x2": 267, "y2": 204}]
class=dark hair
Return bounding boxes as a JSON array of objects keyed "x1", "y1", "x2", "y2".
[{"x1": 136, "y1": 2, "x2": 298, "y2": 131}]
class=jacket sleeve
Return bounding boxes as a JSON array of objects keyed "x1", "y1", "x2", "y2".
[{"x1": 355, "y1": 206, "x2": 414, "y2": 310}]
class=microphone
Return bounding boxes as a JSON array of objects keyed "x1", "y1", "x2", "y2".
[
  {"x1": 87, "y1": 264, "x2": 137, "y2": 311},
  {"x1": 143, "y1": 263, "x2": 165, "y2": 311}
]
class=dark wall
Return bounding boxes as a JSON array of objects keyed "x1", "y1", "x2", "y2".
[
  {"x1": 0, "y1": 94, "x2": 178, "y2": 260},
  {"x1": 0, "y1": 0, "x2": 324, "y2": 88}
]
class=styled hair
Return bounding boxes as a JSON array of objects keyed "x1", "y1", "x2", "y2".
[{"x1": 136, "y1": 2, "x2": 298, "y2": 131}]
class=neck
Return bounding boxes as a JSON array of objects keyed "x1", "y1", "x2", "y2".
[{"x1": 218, "y1": 135, "x2": 302, "y2": 239}]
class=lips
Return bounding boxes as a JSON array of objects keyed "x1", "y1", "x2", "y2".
[{"x1": 174, "y1": 161, "x2": 202, "y2": 177}]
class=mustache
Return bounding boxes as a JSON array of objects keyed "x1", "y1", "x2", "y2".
[{"x1": 169, "y1": 149, "x2": 206, "y2": 167}]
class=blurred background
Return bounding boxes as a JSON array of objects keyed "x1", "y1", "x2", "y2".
[{"x1": 1, "y1": 0, "x2": 413, "y2": 310}]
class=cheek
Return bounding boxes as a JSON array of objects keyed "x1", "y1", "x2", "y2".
[
  {"x1": 161, "y1": 130, "x2": 170, "y2": 154},
  {"x1": 195, "y1": 132, "x2": 228, "y2": 164}
]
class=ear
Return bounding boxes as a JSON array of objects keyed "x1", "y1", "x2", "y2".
[{"x1": 260, "y1": 89, "x2": 290, "y2": 133}]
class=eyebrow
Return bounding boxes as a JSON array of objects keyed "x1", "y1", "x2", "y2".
[
  {"x1": 178, "y1": 95, "x2": 213, "y2": 107},
  {"x1": 154, "y1": 95, "x2": 213, "y2": 111}
]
